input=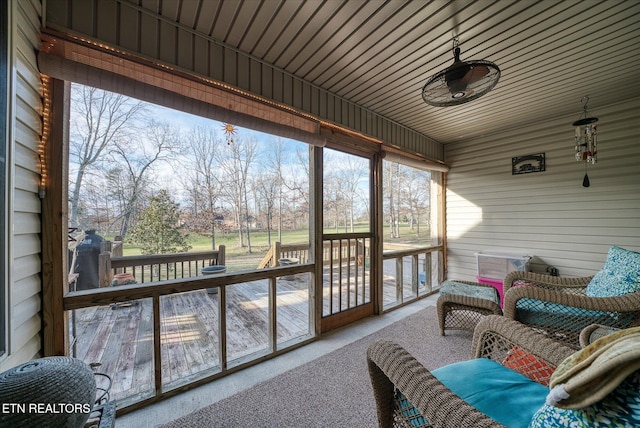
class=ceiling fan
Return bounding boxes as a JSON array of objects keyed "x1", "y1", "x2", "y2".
[{"x1": 422, "y1": 38, "x2": 501, "y2": 107}]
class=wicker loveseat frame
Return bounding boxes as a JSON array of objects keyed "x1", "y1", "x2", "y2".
[
  {"x1": 367, "y1": 316, "x2": 575, "y2": 428},
  {"x1": 502, "y1": 271, "x2": 640, "y2": 349}
]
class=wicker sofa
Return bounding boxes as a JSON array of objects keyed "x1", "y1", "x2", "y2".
[
  {"x1": 502, "y1": 271, "x2": 640, "y2": 349},
  {"x1": 367, "y1": 316, "x2": 575, "y2": 427}
]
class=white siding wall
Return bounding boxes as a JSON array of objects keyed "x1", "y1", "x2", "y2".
[
  {"x1": 445, "y1": 97, "x2": 640, "y2": 281},
  {"x1": 0, "y1": 0, "x2": 43, "y2": 371}
]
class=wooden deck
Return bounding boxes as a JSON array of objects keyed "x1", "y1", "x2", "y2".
[{"x1": 70, "y1": 270, "x2": 429, "y2": 405}]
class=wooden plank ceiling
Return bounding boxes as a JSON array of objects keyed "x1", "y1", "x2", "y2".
[{"x1": 130, "y1": 0, "x2": 640, "y2": 144}]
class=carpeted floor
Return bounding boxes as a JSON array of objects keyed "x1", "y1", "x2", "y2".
[{"x1": 160, "y1": 306, "x2": 473, "y2": 428}]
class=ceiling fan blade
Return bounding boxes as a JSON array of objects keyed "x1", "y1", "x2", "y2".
[
  {"x1": 423, "y1": 86, "x2": 452, "y2": 96},
  {"x1": 462, "y1": 65, "x2": 490, "y2": 85}
]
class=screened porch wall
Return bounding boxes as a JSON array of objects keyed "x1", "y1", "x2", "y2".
[{"x1": 445, "y1": 96, "x2": 640, "y2": 281}]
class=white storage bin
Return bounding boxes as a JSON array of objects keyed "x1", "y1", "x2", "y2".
[{"x1": 476, "y1": 253, "x2": 531, "y2": 280}]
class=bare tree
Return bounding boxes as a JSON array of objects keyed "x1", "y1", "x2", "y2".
[
  {"x1": 334, "y1": 155, "x2": 367, "y2": 232},
  {"x1": 282, "y1": 145, "x2": 311, "y2": 232},
  {"x1": 218, "y1": 134, "x2": 258, "y2": 252},
  {"x1": 384, "y1": 161, "x2": 400, "y2": 238},
  {"x1": 108, "y1": 120, "x2": 182, "y2": 237},
  {"x1": 181, "y1": 125, "x2": 223, "y2": 249},
  {"x1": 104, "y1": 165, "x2": 152, "y2": 236},
  {"x1": 266, "y1": 139, "x2": 285, "y2": 242},
  {"x1": 253, "y1": 173, "x2": 279, "y2": 245},
  {"x1": 68, "y1": 84, "x2": 146, "y2": 227},
  {"x1": 404, "y1": 168, "x2": 431, "y2": 236},
  {"x1": 323, "y1": 171, "x2": 344, "y2": 232}
]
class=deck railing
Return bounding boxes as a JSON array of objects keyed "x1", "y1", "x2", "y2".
[
  {"x1": 248, "y1": 238, "x2": 443, "y2": 313},
  {"x1": 257, "y1": 242, "x2": 309, "y2": 268},
  {"x1": 64, "y1": 240, "x2": 442, "y2": 413},
  {"x1": 322, "y1": 234, "x2": 371, "y2": 316},
  {"x1": 64, "y1": 255, "x2": 313, "y2": 413},
  {"x1": 97, "y1": 245, "x2": 225, "y2": 286},
  {"x1": 381, "y1": 244, "x2": 444, "y2": 309},
  {"x1": 257, "y1": 240, "x2": 365, "y2": 269}
]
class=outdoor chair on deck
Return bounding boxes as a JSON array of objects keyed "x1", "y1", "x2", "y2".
[
  {"x1": 367, "y1": 316, "x2": 640, "y2": 427},
  {"x1": 503, "y1": 245, "x2": 640, "y2": 350}
]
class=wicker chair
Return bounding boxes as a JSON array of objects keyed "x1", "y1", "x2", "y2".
[
  {"x1": 367, "y1": 316, "x2": 575, "y2": 428},
  {"x1": 502, "y1": 271, "x2": 640, "y2": 350}
]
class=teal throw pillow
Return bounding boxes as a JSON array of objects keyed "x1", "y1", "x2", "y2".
[
  {"x1": 528, "y1": 370, "x2": 640, "y2": 427},
  {"x1": 586, "y1": 246, "x2": 640, "y2": 297}
]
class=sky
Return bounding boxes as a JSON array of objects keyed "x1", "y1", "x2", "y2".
[{"x1": 67, "y1": 83, "x2": 396, "y2": 218}]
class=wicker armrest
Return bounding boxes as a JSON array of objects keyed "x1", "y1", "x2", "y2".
[
  {"x1": 367, "y1": 340, "x2": 500, "y2": 428},
  {"x1": 471, "y1": 315, "x2": 575, "y2": 366},
  {"x1": 366, "y1": 316, "x2": 575, "y2": 428},
  {"x1": 503, "y1": 271, "x2": 593, "y2": 294}
]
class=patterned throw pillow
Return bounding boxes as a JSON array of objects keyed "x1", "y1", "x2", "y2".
[
  {"x1": 502, "y1": 346, "x2": 555, "y2": 386},
  {"x1": 586, "y1": 246, "x2": 640, "y2": 297},
  {"x1": 528, "y1": 370, "x2": 640, "y2": 427}
]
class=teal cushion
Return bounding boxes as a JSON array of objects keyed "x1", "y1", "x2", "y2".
[
  {"x1": 515, "y1": 299, "x2": 633, "y2": 331},
  {"x1": 529, "y1": 370, "x2": 640, "y2": 428},
  {"x1": 440, "y1": 280, "x2": 500, "y2": 305},
  {"x1": 432, "y1": 358, "x2": 548, "y2": 428},
  {"x1": 586, "y1": 246, "x2": 640, "y2": 297}
]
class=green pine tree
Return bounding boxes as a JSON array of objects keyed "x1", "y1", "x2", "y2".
[{"x1": 129, "y1": 190, "x2": 192, "y2": 255}]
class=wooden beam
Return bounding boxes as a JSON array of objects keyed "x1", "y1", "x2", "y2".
[
  {"x1": 372, "y1": 151, "x2": 384, "y2": 315},
  {"x1": 42, "y1": 78, "x2": 70, "y2": 356},
  {"x1": 311, "y1": 145, "x2": 323, "y2": 337}
]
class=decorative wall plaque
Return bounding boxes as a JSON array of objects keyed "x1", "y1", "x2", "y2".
[{"x1": 512, "y1": 153, "x2": 545, "y2": 175}]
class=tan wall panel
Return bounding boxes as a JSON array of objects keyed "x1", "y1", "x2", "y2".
[
  {"x1": 12, "y1": 294, "x2": 40, "y2": 328},
  {"x1": 177, "y1": 27, "x2": 193, "y2": 70},
  {"x1": 12, "y1": 188, "x2": 41, "y2": 213},
  {"x1": 95, "y1": 0, "x2": 117, "y2": 42},
  {"x1": 12, "y1": 254, "x2": 41, "y2": 286},
  {"x1": 193, "y1": 36, "x2": 209, "y2": 77},
  {"x1": 14, "y1": 164, "x2": 39, "y2": 193},
  {"x1": 158, "y1": 19, "x2": 176, "y2": 64},
  {"x1": 1, "y1": 0, "x2": 44, "y2": 370},
  {"x1": 140, "y1": 11, "x2": 158, "y2": 58},
  {"x1": 1, "y1": 336, "x2": 40, "y2": 371},
  {"x1": 446, "y1": 97, "x2": 640, "y2": 280},
  {"x1": 13, "y1": 213, "x2": 40, "y2": 235},
  {"x1": 13, "y1": 233, "x2": 42, "y2": 260},
  {"x1": 10, "y1": 315, "x2": 41, "y2": 356}
]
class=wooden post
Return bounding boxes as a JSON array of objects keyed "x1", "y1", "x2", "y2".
[
  {"x1": 101, "y1": 240, "x2": 112, "y2": 253},
  {"x1": 273, "y1": 242, "x2": 281, "y2": 267},
  {"x1": 112, "y1": 236, "x2": 123, "y2": 257},
  {"x1": 112, "y1": 236, "x2": 123, "y2": 273},
  {"x1": 98, "y1": 251, "x2": 112, "y2": 287},
  {"x1": 42, "y1": 78, "x2": 68, "y2": 356},
  {"x1": 217, "y1": 245, "x2": 225, "y2": 265}
]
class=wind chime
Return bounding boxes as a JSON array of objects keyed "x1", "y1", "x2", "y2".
[
  {"x1": 573, "y1": 96, "x2": 598, "y2": 187},
  {"x1": 222, "y1": 123, "x2": 237, "y2": 145}
]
